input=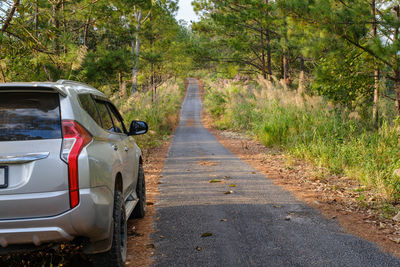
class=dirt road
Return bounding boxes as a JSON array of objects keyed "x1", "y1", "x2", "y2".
[{"x1": 151, "y1": 79, "x2": 399, "y2": 266}]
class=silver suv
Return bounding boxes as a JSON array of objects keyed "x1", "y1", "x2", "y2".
[{"x1": 0, "y1": 80, "x2": 148, "y2": 266}]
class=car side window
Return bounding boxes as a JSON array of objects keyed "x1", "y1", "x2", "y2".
[
  {"x1": 107, "y1": 103, "x2": 126, "y2": 134},
  {"x1": 78, "y1": 94, "x2": 102, "y2": 126},
  {"x1": 94, "y1": 100, "x2": 114, "y2": 132}
]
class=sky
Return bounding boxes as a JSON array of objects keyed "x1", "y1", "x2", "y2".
[{"x1": 176, "y1": 0, "x2": 200, "y2": 24}]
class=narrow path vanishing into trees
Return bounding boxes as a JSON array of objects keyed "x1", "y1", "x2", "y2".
[{"x1": 151, "y1": 79, "x2": 400, "y2": 267}]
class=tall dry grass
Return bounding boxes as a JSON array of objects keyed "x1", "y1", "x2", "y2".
[
  {"x1": 111, "y1": 79, "x2": 185, "y2": 148},
  {"x1": 204, "y1": 76, "x2": 400, "y2": 201}
]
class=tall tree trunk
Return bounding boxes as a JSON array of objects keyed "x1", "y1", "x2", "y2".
[
  {"x1": 282, "y1": 17, "x2": 290, "y2": 86},
  {"x1": 118, "y1": 71, "x2": 125, "y2": 97},
  {"x1": 394, "y1": 6, "x2": 400, "y2": 115},
  {"x1": 373, "y1": 67, "x2": 380, "y2": 122},
  {"x1": 298, "y1": 56, "x2": 305, "y2": 92},
  {"x1": 151, "y1": 65, "x2": 154, "y2": 103},
  {"x1": 34, "y1": 0, "x2": 39, "y2": 36},
  {"x1": 52, "y1": 1, "x2": 61, "y2": 56},
  {"x1": 83, "y1": 17, "x2": 91, "y2": 47},
  {"x1": 34, "y1": 0, "x2": 39, "y2": 74},
  {"x1": 260, "y1": 29, "x2": 266, "y2": 79},
  {"x1": 266, "y1": 28, "x2": 272, "y2": 81},
  {"x1": 283, "y1": 54, "x2": 290, "y2": 86},
  {"x1": 131, "y1": 8, "x2": 151, "y2": 94},
  {"x1": 395, "y1": 71, "x2": 400, "y2": 115},
  {"x1": 131, "y1": 10, "x2": 142, "y2": 94},
  {"x1": 371, "y1": 0, "x2": 380, "y2": 127},
  {"x1": 61, "y1": 0, "x2": 67, "y2": 54},
  {"x1": 265, "y1": 0, "x2": 272, "y2": 81}
]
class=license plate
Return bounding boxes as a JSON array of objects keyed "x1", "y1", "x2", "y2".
[{"x1": 0, "y1": 166, "x2": 8, "y2": 188}]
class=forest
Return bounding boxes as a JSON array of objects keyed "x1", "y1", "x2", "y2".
[{"x1": 2, "y1": 0, "x2": 400, "y2": 201}]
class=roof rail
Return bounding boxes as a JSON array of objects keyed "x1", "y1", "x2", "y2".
[
  {"x1": 56, "y1": 80, "x2": 98, "y2": 90},
  {"x1": 57, "y1": 80, "x2": 86, "y2": 86}
]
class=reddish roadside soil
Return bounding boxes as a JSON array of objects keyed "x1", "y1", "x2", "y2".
[{"x1": 125, "y1": 139, "x2": 172, "y2": 267}]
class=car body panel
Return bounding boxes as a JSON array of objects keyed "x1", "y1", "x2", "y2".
[
  {"x1": 0, "y1": 187, "x2": 113, "y2": 248},
  {"x1": 0, "y1": 139, "x2": 70, "y2": 220},
  {"x1": 119, "y1": 135, "x2": 137, "y2": 200}
]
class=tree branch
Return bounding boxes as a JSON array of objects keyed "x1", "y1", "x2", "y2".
[
  {"x1": 142, "y1": 9, "x2": 152, "y2": 24},
  {"x1": 1, "y1": 0, "x2": 19, "y2": 33},
  {"x1": 341, "y1": 35, "x2": 393, "y2": 68}
]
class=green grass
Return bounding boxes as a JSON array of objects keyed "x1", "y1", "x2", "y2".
[{"x1": 203, "y1": 77, "x2": 400, "y2": 201}]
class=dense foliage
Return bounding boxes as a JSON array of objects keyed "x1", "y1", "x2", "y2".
[
  {"x1": 192, "y1": 0, "x2": 400, "y2": 126},
  {"x1": 0, "y1": 0, "x2": 193, "y2": 97}
]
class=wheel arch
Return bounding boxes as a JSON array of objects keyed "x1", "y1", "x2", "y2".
[{"x1": 114, "y1": 172, "x2": 123, "y2": 193}]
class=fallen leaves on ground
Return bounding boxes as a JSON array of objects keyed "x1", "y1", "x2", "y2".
[
  {"x1": 198, "y1": 161, "x2": 218, "y2": 166},
  {"x1": 209, "y1": 179, "x2": 222, "y2": 183},
  {"x1": 0, "y1": 244, "x2": 90, "y2": 267},
  {"x1": 201, "y1": 233, "x2": 213, "y2": 237},
  {"x1": 185, "y1": 118, "x2": 195, "y2": 126},
  {"x1": 392, "y1": 212, "x2": 400, "y2": 222},
  {"x1": 389, "y1": 237, "x2": 400, "y2": 244}
]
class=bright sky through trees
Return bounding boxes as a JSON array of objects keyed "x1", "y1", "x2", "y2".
[{"x1": 176, "y1": 0, "x2": 199, "y2": 23}]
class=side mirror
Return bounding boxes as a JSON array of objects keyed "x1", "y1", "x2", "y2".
[{"x1": 129, "y1": 121, "x2": 148, "y2": 136}]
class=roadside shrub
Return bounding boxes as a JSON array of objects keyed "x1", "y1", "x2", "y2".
[
  {"x1": 204, "y1": 90, "x2": 227, "y2": 117},
  {"x1": 111, "y1": 79, "x2": 185, "y2": 148}
]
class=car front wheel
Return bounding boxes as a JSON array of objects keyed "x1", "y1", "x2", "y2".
[{"x1": 131, "y1": 164, "x2": 146, "y2": 218}]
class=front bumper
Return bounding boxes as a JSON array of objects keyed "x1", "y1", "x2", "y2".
[{"x1": 0, "y1": 186, "x2": 113, "y2": 248}]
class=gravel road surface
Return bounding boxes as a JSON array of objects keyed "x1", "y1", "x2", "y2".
[{"x1": 152, "y1": 79, "x2": 400, "y2": 267}]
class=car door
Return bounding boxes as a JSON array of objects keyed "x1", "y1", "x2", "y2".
[
  {"x1": 106, "y1": 103, "x2": 138, "y2": 200},
  {"x1": 93, "y1": 100, "x2": 126, "y2": 190}
]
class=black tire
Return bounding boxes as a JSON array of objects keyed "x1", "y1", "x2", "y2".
[
  {"x1": 90, "y1": 190, "x2": 127, "y2": 267},
  {"x1": 131, "y1": 164, "x2": 146, "y2": 218}
]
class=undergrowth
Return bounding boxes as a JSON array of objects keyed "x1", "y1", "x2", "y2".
[
  {"x1": 111, "y1": 79, "x2": 185, "y2": 149},
  {"x1": 203, "y1": 76, "x2": 400, "y2": 202}
]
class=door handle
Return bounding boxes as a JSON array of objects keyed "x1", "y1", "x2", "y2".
[
  {"x1": 112, "y1": 144, "x2": 118, "y2": 151},
  {"x1": 124, "y1": 147, "x2": 129, "y2": 152}
]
